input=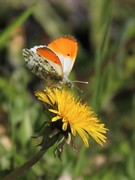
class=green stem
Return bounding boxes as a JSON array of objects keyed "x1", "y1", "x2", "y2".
[{"x1": 3, "y1": 148, "x2": 47, "y2": 180}]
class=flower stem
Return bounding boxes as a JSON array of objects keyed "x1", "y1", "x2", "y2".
[{"x1": 3, "y1": 148, "x2": 47, "y2": 180}]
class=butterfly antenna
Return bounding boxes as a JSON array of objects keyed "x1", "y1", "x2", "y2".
[
  {"x1": 74, "y1": 84, "x2": 83, "y2": 93},
  {"x1": 73, "y1": 80, "x2": 89, "y2": 84},
  {"x1": 72, "y1": 80, "x2": 89, "y2": 93}
]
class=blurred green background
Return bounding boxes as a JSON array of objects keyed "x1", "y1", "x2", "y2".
[{"x1": 0, "y1": 0, "x2": 135, "y2": 179}]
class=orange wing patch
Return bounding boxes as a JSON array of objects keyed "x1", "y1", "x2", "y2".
[
  {"x1": 48, "y1": 35, "x2": 78, "y2": 61},
  {"x1": 37, "y1": 47, "x2": 62, "y2": 66}
]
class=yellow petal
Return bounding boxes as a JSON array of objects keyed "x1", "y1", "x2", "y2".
[
  {"x1": 52, "y1": 116, "x2": 61, "y2": 122},
  {"x1": 49, "y1": 109, "x2": 59, "y2": 114}
]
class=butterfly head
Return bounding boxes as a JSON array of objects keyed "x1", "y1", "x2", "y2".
[{"x1": 61, "y1": 75, "x2": 74, "y2": 89}]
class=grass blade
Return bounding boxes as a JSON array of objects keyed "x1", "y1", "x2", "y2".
[{"x1": 0, "y1": 4, "x2": 36, "y2": 48}]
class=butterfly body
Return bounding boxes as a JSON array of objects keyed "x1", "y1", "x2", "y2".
[{"x1": 22, "y1": 35, "x2": 78, "y2": 87}]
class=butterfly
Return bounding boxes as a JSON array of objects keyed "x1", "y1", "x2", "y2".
[{"x1": 22, "y1": 35, "x2": 78, "y2": 88}]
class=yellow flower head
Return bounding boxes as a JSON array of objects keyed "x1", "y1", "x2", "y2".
[{"x1": 35, "y1": 88, "x2": 108, "y2": 147}]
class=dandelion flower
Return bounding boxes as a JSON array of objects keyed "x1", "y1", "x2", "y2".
[{"x1": 35, "y1": 88, "x2": 108, "y2": 147}]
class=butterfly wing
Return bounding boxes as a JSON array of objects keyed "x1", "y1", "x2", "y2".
[
  {"x1": 22, "y1": 46, "x2": 63, "y2": 81},
  {"x1": 36, "y1": 47, "x2": 63, "y2": 76},
  {"x1": 48, "y1": 35, "x2": 78, "y2": 76}
]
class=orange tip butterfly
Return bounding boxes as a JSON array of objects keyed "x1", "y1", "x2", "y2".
[{"x1": 22, "y1": 35, "x2": 78, "y2": 88}]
